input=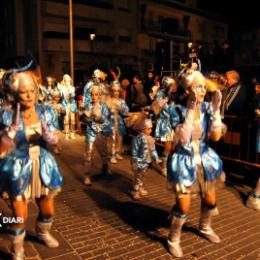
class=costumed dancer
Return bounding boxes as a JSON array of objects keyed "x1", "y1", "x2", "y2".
[
  {"x1": 127, "y1": 113, "x2": 161, "y2": 200},
  {"x1": 48, "y1": 88, "x2": 65, "y2": 154},
  {"x1": 44, "y1": 76, "x2": 57, "y2": 103},
  {"x1": 246, "y1": 87, "x2": 260, "y2": 210},
  {"x1": 0, "y1": 69, "x2": 63, "y2": 260},
  {"x1": 59, "y1": 74, "x2": 77, "y2": 139},
  {"x1": 0, "y1": 69, "x2": 14, "y2": 110},
  {"x1": 106, "y1": 81, "x2": 129, "y2": 163},
  {"x1": 167, "y1": 70, "x2": 225, "y2": 257},
  {"x1": 82, "y1": 85, "x2": 111, "y2": 186},
  {"x1": 246, "y1": 178, "x2": 260, "y2": 211},
  {"x1": 83, "y1": 69, "x2": 108, "y2": 108},
  {"x1": 151, "y1": 76, "x2": 178, "y2": 176}
]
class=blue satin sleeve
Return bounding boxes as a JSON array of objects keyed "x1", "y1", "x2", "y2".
[
  {"x1": 83, "y1": 82, "x2": 93, "y2": 108},
  {"x1": 42, "y1": 105, "x2": 59, "y2": 132},
  {"x1": 169, "y1": 105, "x2": 185, "y2": 129},
  {"x1": 0, "y1": 106, "x2": 63, "y2": 197},
  {"x1": 0, "y1": 109, "x2": 13, "y2": 130}
]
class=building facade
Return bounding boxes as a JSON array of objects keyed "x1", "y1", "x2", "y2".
[
  {"x1": 0, "y1": 0, "x2": 228, "y2": 82},
  {"x1": 233, "y1": 29, "x2": 260, "y2": 67},
  {"x1": 138, "y1": 0, "x2": 228, "y2": 74}
]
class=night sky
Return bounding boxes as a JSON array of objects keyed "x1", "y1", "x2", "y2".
[{"x1": 198, "y1": 0, "x2": 260, "y2": 32}]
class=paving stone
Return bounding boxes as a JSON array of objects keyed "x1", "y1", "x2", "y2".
[{"x1": 1, "y1": 136, "x2": 260, "y2": 259}]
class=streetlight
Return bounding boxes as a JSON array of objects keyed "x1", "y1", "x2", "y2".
[
  {"x1": 69, "y1": 0, "x2": 74, "y2": 82},
  {"x1": 89, "y1": 33, "x2": 96, "y2": 41},
  {"x1": 89, "y1": 33, "x2": 96, "y2": 52}
]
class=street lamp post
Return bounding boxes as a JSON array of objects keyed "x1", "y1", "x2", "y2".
[
  {"x1": 69, "y1": 0, "x2": 74, "y2": 82},
  {"x1": 89, "y1": 33, "x2": 96, "y2": 52}
]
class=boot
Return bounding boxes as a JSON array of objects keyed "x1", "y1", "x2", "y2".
[
  {"x1": 10, "y1": 231, "x2": 25, "y2": 260},
  {"x1": 102, "y1": 164, "x2": 112, "y2": 175},
  {"x1": 36, "y1": 221, "x2": 59, "y2": 248},
  {"x1": 53, "y1": 146, "x2": 60, "y2": 155},
  {"x1": 131, "y1": 190, "x2": 142, "y2": 200},
  {"x1": 70, "y1": 125, "x2": 76, "y2": 139},
  {"x1": 199, "y1": 205, "x2": 221, "y2": 243},
  {"x1": 130, "y1": 184, "x2": 142, "y2": 200},
  {"x1": 161, "y1": 156, "x2": 167, "y2": 177},
  {"x1": 246, "y1": 193, "x2": 260, "y2": 211},
  {"x1": 139, "y1": 185, "x2": 148, "y2": 196},
  {"x1": 83, "y1": 176, "x2": 92, "y2": 186},
  {"x1": 167, "y1": 215, "x2": 186, "y2": 258},
  {"x1": 84, "y1": 143, "x2": 93, "y2": 163},
  {"x1": 116, "y1": 153, "x2": 123, "y2": 160},
  {"x1": 70, "y1": 132, "x2": 76, "y2": 139},
  {"x1": 64, "y1": 132, "x2": 70, "y2": 140},
  {"x1": 110, "y1": 156, "x2": 117, "y2": 164}
]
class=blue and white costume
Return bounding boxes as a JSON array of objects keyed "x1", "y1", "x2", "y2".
[
  {"x1": 107, "y1": 97, "x2": 129, "y2": 161},
  {"x1": 0, "y1": 105, "x2": 63, "y2": 198},
  {"x1": 132, "y1": 133, "x2": 160, "y2": 173},
  {"x1": 167, "y1": 102, "x2": 223, "y2": 191},
  {"x1": 83, "y1": 82, "x2": 108, "y2": 108},
  {"x1": 60, "y1": 85, "x2": 77, "y2": 114},
  {"x1": 153, "y1": 91, "x2": 175, "y2": 142},
  {"x1": 60, "y1": 81, "x2": 77, "y2": 138},
  {"x1": 83, "y1": 81, "x2": 94, "y2": 108},
  {"x1": 84, "y1": 102, "x2": 111, "y2": 144},
  {"x1": 130, "y1": 124, "x2": 161, "y2": 199},
  {"x1": 83, "y1": 101, "x2": 111, "y2": 177}
]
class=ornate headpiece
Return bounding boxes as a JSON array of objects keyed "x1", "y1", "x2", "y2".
[
  {"x1": 161, "y1": 76, "x2": 175, "y2": 90},
  {"x1": 111, "y1": 80, "x2": 121, "y2": 92}
]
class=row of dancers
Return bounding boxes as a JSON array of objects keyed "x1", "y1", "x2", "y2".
[{"x1": 0, "y1": 65, "x2": 259, "y2": 259}]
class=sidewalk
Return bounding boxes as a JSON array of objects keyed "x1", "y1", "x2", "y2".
[{"x1": 0, "y1": 136, "x2": 260, "y2": 260}]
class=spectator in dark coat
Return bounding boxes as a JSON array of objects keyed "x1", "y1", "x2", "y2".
[
  {"x1": 131, "y1": 74, "x2": 147, "y2": 111},
  {"x1": 144, "y1": 71, "x2": 155, "y2": 104},
  {"x1": 223, "y1": 70, "x2": 247, "y2": 116}
]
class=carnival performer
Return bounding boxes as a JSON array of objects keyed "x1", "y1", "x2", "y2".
[
  {"x1": 38, "y1": 83, "x2": 48, "y2": 104},
  {"x1": 246, "y1": 178, "x2": 260, "y2": 211},
  {"x1": 167, "y1": 70, "x2": 225, "y2": 257},
  {"x1": 129, "y1": 113, "x2": 161, "y2": 200},
  {"x1": 44, "y1": 76, "x2": 57, "y2": 103},
  {"x1": 83, "y1": 69, "x2": 108, "y2": 108},
  {"x1": 152, "y1": 76, "x2": 178, "y2": 176},
  {"x1": 106, "y1": 81, "x2": 129, "y2": 163},
  {"x1": 48, "y1": 88, "x2": 65, "y2": 154},
  {"x1": 59, "y1": 74, "x2": 77, "y2": 139},
  {"x1": 0, "y1": 70, "x2": 63, "y2": 260},
  {"x1": 82, "y1": 84, "x2": 111, "y2": 186},
  {"x1": 246, "y1": 87, "x2": 260, "y2": 211}
]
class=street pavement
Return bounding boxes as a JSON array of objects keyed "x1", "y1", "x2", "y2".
[{"x1": 0, "y1": 135, "x2": 260, "y2": 260}]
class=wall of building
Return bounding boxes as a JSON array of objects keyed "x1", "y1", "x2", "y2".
[
  {"x1": 139, "y1": 0, "x2": 228, "y2": 72},
  {"x1": 1, "y1": 0, "x2": 228, "y2": 80}
]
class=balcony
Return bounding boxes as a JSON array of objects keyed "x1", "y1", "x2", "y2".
[
  {"x1": 45, "y1": 1, "x2": 114, "y2": 22},
  {"x1": 43, "y1": 39, "x2": 135, "y2": 56},
  {"x1": 46, "y1": 0, "x2": 114, "y2": 10},
  {"x1": 142, "y1": 20, "x2": 191, "y2": 41}
]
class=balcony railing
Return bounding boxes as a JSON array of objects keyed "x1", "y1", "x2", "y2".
[
  {"x1": 47, "y1": 0, "x2": 114, "y2": 9},
  {"x1": 142, "y1": 20, "x2": 191, "y2": 38}
]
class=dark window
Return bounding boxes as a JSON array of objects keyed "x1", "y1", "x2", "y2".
[
  {"x1": 43, "y1": 30, "x2": 113, "y2": 42},
  {"x1": 96, "y1": 35, "x2": 113, "y2": 42},
  {"x1": 118, "y1": 0, "x2": 131, "y2": 11},
  {"x1": 161, "y1": 17, "x2": 179, "y2": 34},
  {"x1": 74, "y1": 27, "x2": 95, "y2": 40},
  {"x1": 119, "y1": 35, "x2": 131, "y2": 42},
  {"x1": 43, "y1": 31, "x2": 69, "y2": 39},
  {"x1": 46, "y1": 0, "x2": 114, "y2": 9}
]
